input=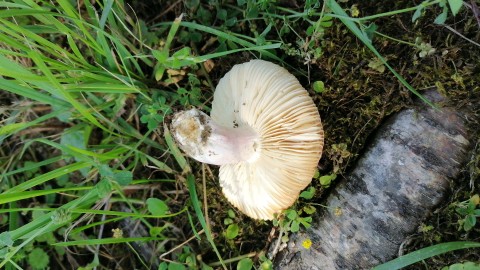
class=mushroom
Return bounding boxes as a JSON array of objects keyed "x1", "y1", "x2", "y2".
[{"x1": 171, "y1": 59, "x2": 324, "y2": 220}]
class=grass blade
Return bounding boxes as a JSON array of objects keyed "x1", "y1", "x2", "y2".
[
  {"x1": 27, "y1": 50, "x2": 113, "y2": 133},
  {"x1": 164, "y1": 125, "x2": 190, "y2": 173},
  {"x1": 158, "y1": 21, "x2": 282, "y2": 62},
  {"x1": 195, "y1": 43, "x2": 282, "y2": 62},
  {"x1": 52, "y1": 237, "x2": 160, "y2": 246},
  {"x1": 0, "y1": 110, "x2": 62, "y2": 138},
  {"x1": 373, "y1": 242, "x2": 480, "y2": 270},
  {"x1": 0, "y1": 187, "x2": 92, "y2": 205},
  {"x1": 0, "y1": 156, "x2": 63, "y2": 178},
  {"x1": 186, "y1": 174, "x2": 226, "y2": 269},
  {"x1": 4, "y1": 161, "x2": 91, "y2": 194}
]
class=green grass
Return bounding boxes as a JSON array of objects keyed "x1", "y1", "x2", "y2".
[
  {"x1": 0, "y1": 0, "x2": 478, "y2": 269},
  {"x1": 374, "y1": 242, "x2": 480, "y2": 270}
]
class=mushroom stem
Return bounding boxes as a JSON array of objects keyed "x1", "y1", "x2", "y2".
[{"x1": 171, "y1": 108, "x2": 261, "y2": 166}]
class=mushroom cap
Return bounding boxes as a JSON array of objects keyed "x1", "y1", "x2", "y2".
[{"x1": 211, "y1": 60, "x2": 324, "y2": 220}]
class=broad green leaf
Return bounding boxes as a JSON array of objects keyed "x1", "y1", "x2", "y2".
[
  {"x1": 149, "y1": 227, "x2": 164, "y2": 237},
  {"x1": 299, "y1": 217, "x2": 312, "y2": 229},
  {"x1": 434, "y1": 10, "x2": 448, "y2": 24},
  {"x1": 300, "y1": 187, "x2": 315, "y2": 200},
  {"x1": 95, "y1": 179, "x2": 112, "y2": 198},
  {"x1": 313, "y1": 81, "x2": 325, "y2": 93},
  {"x1": 225, "y1": 224, "x2": 239, "y2": 239},
  {"x1": 28, "y1": 248, "x2": 49, "y2": 270},
  {"x1": 464, "y1": 215, "x2": 476, "y2": 231},
  {"x1": 363, "y1": 23, "x2": 378, "y2": 41},
  {"x1": 99, "y1": 164, "x2": 114, "y2": 178},
  {"x1": 217, "y1": 8, "x2": 227, "y2": 20},
  {"x1": 448, "y1": 0, "x2": 463, "y2": 16},
  {"x1": 146, "y1": 198, "x2": 169, "y2": 216},
  {"x1": 202, "y1": 263, "x2": 214, "y2": 270},
  {"x1": 286, "y1": 209, "x2": 297, "y2": 220},
  {"x1": 61, "y1": 127, "x2": 88, "y2": 161},
  {"x1": 290, "y1": 220, "x2": 300, "y2": 232},
  {"x1": 412, "y1": 6, "x2": 423, "y2": 22},
  {"x1": 303, "y1": 205, "x2": 316, "y2": 215},
  {"x1": 159, "y1": 262, "x2": 168, "y2": 270},
  {"x1": 113, "y1": 170, "x2": 132, "y2": 186},
  {"x1": 0, "y1": 232, "x2": 13, "y2": 248},
  {"x1": 228, "y1": 209, "x2": 236, "y2": 218},
  {"x1": 237, "y1": 258, "x2": 253, "y2": 270},
  {"x1": 168, "y1": 262, "x2": 186, "y2": 270},
  {"x1": 320, "y1": 174, "x2": 337, "y2": 187}
]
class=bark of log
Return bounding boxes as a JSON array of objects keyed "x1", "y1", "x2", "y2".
[{"x1": 275, "y1": 90, "x2": 472, "y2": 270}]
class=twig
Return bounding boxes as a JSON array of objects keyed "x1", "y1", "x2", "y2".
[
  {"x1": 444, "y1": 25, "x2": 480, "y2": 47},
  {"x1": 159, "y1": 229, "x2": 205, "y2": 259},
  {"x1": 269, "y1": 226, "x2": 285, "y2": 260},
  {"x1": 209, "y1": 252, "x2": 257, "y2": 267}
]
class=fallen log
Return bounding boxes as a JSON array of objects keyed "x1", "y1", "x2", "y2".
[{"x1": 275, "y1": 90, "x2": 472, "y2": 269}]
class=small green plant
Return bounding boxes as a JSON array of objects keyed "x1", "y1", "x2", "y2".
[
  {"x1": 328, "y1": 143, "x2": 352, "y2": 173},
  {"x1": 415, "y1": 37, "x2": 437, "y2": 58},
  {"x1": 314, "y1": 171, "x2": 337, "y2": 188},
  {"x1": 454, "y1": 194, "x2": 480, "y2": 232},
  {"x1": 258, "y1": 253, "x2": 273, "y2": 270},
  {"x1": 237, "y1": 257, "x2": 254, "y2": 270},
  {"x1": 224, "y1": 209, "x2": 240, "y2": 240},
  {"x1": 273, "y1": 187, "x2": 317, "y2": 246},
  {"x1": 139, "y1": 93, "x2": 173, "y2": 131},
  {"x1": 412, "y1": 0, "x2": 464, "y2": 24}
]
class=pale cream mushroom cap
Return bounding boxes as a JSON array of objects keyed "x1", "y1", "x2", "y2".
[{"x1": 210, "y1": 59, "x2": 324, "y2": 220}]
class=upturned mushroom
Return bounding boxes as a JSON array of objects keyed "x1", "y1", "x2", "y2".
[{"x1": 171, "y1": 59, "x2": 324, "y2": 220}]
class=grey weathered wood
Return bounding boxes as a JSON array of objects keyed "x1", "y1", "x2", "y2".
[{"x1": 275, "y1": 90, "x2": 471, "y2": 269}]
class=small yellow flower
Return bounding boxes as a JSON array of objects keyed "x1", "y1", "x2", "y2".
[
  {"x1": 302, "y1": 238, "x2": 312, "y2": 249},
  {"x1": 350, "y1": 5, "x2": 360, "y2": 17},
  {"x1": 112, "y1": 228, "x2": 123, "y2": 239},
  {"x1": 471, "y1": 194, "x2": 479, "y2": 206},
  {"x1": 334, "y1": 207, "x2": 343, "y2": 217}
]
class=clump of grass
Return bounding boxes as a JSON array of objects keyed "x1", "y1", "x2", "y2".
[{"x1": 0, "y1": 0, "x2": 174, "y2": 268}]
